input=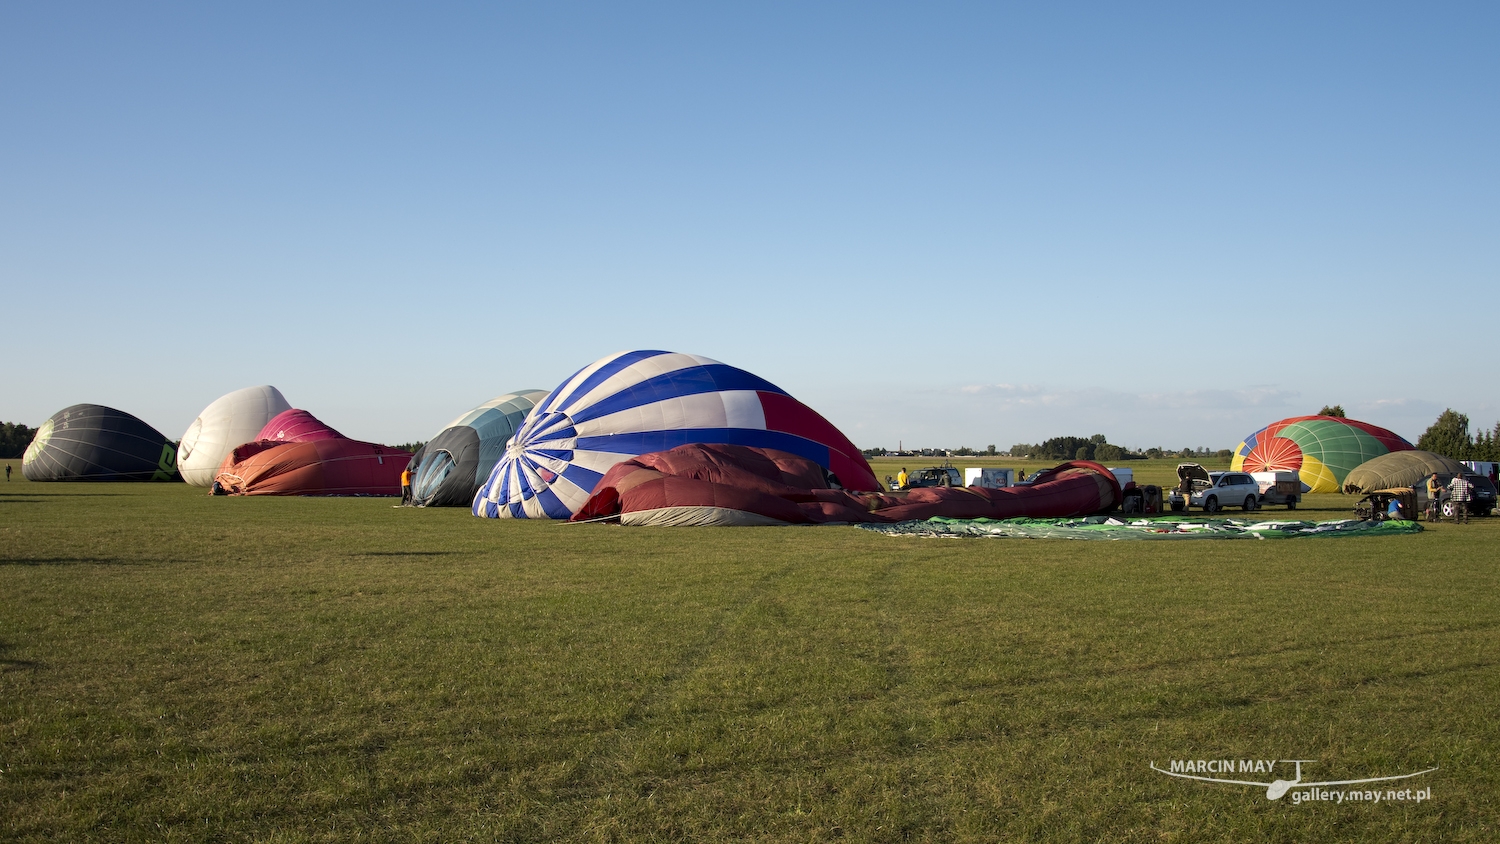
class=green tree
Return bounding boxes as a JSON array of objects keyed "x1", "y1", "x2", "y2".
[
  {"x1": 1095, "y1": 443, "x2": 1123, "y2": 462},
  {"x1": 1415, "y1": 409, "x2": 1471, "y2": 459},
  {"x1": 1038, "y1": 436, "x2": 1094, "y2": 460},
  {"x1": 1474, "y1": 428, "x2": 1493, "y2": 462},
  {"x1": 1318, "y1": 405, "x2": 1346, "y2": 418},
  {"x1": 0, "y1": 422, "x2": 38, "y2": 459},
  {"x1": 1471, "y1": 422, "x2": 1500, "y2": 462}
]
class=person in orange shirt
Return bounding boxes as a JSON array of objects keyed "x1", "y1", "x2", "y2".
[{"x1": 400, "y1": 466, "x2": 413, "y2": 505}]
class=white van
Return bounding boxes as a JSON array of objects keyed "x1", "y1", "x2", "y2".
[{"x1": 965, "y1": 467, "x2": 1015, "y2": 488}]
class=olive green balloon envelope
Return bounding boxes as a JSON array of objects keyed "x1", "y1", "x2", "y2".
[{"x1": 1342, "y1": 450, "x2": 1466, "y2": 493}]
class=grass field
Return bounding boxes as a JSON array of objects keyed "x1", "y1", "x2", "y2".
[{"x1": 3, "y1": 472, "x2": 1498, "y2": 842}]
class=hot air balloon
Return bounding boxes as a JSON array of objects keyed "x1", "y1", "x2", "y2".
[
  {"x1": 1231, "y1": 415, "x2": 1413, "y2": 493},
  {"x1": 177, "y1": 386, "x2": 291, "y2": 486},
  {"x1": 211, "y1": 408, "x2": 407, "y2": 496},
  {"x1": 255, "y1": 408, "x2": 345, "y2": 443},
  {"x1": 407, "y1": 390, "x2": 548, "y2": 507},
  {"x1": 22, "y1": 404, "x2": 178, "y2": 481},
  {"x1": 474, "y1": 351, "x2": 880, "y2": 519},
  {"x1": 572, "y1": 443, "x2": 1121, "y2": 527},
  {"x1": 213, "y1": 438, "x2": 410, "y2": 496},
  {"x1": 1341, "y1": 450, "x2": 1467, "y2": 494}
]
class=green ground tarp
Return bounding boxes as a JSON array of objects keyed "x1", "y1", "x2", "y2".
[{"x1": 855, "y1": 515, "x2": 1424, "y2": 540}]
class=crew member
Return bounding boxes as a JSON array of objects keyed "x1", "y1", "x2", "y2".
[
  {"x1": 1386, "y1": 497, "x2": 1404, "y2": 520},
  {"x1": 1177, "y1": 473, "x2": 1195, "y2": 510},
  {"x1": 400, "y1": 466, "x2": 414, "y2": 505},
  {"x1": 897, "y1": 467, "x2": 908, "y2": 489},
  {"x1": 1448, "y1": 472, "x2": 1473, "y2": 524}
]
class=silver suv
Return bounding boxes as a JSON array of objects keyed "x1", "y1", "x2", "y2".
[{"x1": 1192, "y1": 471, "x2": 1261, "y2": 513}]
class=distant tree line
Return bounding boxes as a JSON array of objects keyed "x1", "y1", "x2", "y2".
[
  {"x1": 1006, "y1": 436, "x2": 1230, "y2": 462},
  {"x1": 0, "y1": 422, "x2": 37, "y2": 459},
  {"x1": 1415, "y1": 410, "x2": 1500, "y2": 461},
  {"x1": 861, "y1": 445, "x2": 1000, "y2": 458},
  {"x1": 865, "y1": 439, "x2": 1235, "y2": 461},
  {"x1": 388, "y1": 441, "x2": 427, "y2": 454}
]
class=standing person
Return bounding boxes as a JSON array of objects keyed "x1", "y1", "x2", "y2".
[
  {"x1": 896, "y1": 467, "x2": 908, "y2": 489},
  {"x1": 400, "y1": 466, "x2": 414, "y2": 506},
  {"x1": 1426, "y1": 473, "x2": 1444, "y2": 521},
  {"x1": 4, "y1": 463, "x2": 10, "y2": 481},
  {"x1": 1448, "y1": 472, "x2": 1473, "y2": 524}
]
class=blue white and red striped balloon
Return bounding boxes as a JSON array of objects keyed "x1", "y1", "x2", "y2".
[{"x1": 473, "y1": 350, "x2": 879, "y2": 519}]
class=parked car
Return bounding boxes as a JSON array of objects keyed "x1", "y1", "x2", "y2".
[
  {"x1": 1432, "y1": 473, "x2": 1498, "y2": 519},
  {"x1": 1172, "y1": 466, "x2": 1261, "y2": 513},
  {"x1": 901, "y1": 466, "x2": 962, "y2": 489},
  {"x1": 1164, "y1": 464, "x2": 1260, "y2": 512}
]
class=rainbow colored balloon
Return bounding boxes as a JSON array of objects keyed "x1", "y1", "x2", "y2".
[{"x1": 1231, "y1": 415, "x2": 1413, "y2": 493}]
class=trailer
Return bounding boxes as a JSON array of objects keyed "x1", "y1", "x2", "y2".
[
  {"x1": 965, "y1": 467, "x2": 1015, "y2": 489},
  {"x1": 1250, "y1": 470, "x2": 1303, "y2": 509}
]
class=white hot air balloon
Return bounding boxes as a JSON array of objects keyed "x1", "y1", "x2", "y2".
[{"x1": 176, "y1": 385, "x2": 292, "y2": 486}]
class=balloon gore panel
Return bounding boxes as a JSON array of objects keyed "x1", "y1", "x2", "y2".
[{"x1": 256, "y1": 409, "x2": 344, "y2": 442}]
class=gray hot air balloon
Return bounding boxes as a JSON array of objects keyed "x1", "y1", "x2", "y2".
[
  {"x1": 22, "y1": 404, "x2": 179, "y2": 481},
  {"x1": 406, "y1": 390, "x2": 549, "y2": 507}
]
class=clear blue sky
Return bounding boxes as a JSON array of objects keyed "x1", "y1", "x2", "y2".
[{"x1": 4, "y1": 2, "x2": 1497, "y2": 451}]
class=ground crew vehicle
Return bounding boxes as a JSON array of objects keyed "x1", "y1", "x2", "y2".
[
  {"x1": 1169, "y1": 464, "x2": 1260, "y2": 513},
  {"x1": 901, "y1": 466, "x2": 962, "y2": 489}
]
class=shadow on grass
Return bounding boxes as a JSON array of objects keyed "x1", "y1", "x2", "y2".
[
  {"x1": 1001, "y1": 620, "x2": 1500, "y2": 696},
  {"x1": 0, "y1": 556, "x2": 151, "y2": 567},
  {"x1": 0, "y1": 491, "x2": 120, "y2": 497},
  {"x1": 0, "y1": 640, "x2": 41, "y2": 672},
  {"x1": 351, "y1": 551, "x2": 461, "y2": 557}
]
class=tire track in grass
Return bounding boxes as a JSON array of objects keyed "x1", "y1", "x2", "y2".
[
  {"x1": 538, "y1": 556, "x2": 803, "y2": 809},
  {"x1": 869, "y1": 554, "x2": 915, "y2": 729},
  {"x1": 960, "y1": 620, "x2": 1500, "y2": 695}
]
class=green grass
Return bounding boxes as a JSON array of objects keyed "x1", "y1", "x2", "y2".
[{"x1": 2, "y1": 477, "x2": 1497, "y2": 841}]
